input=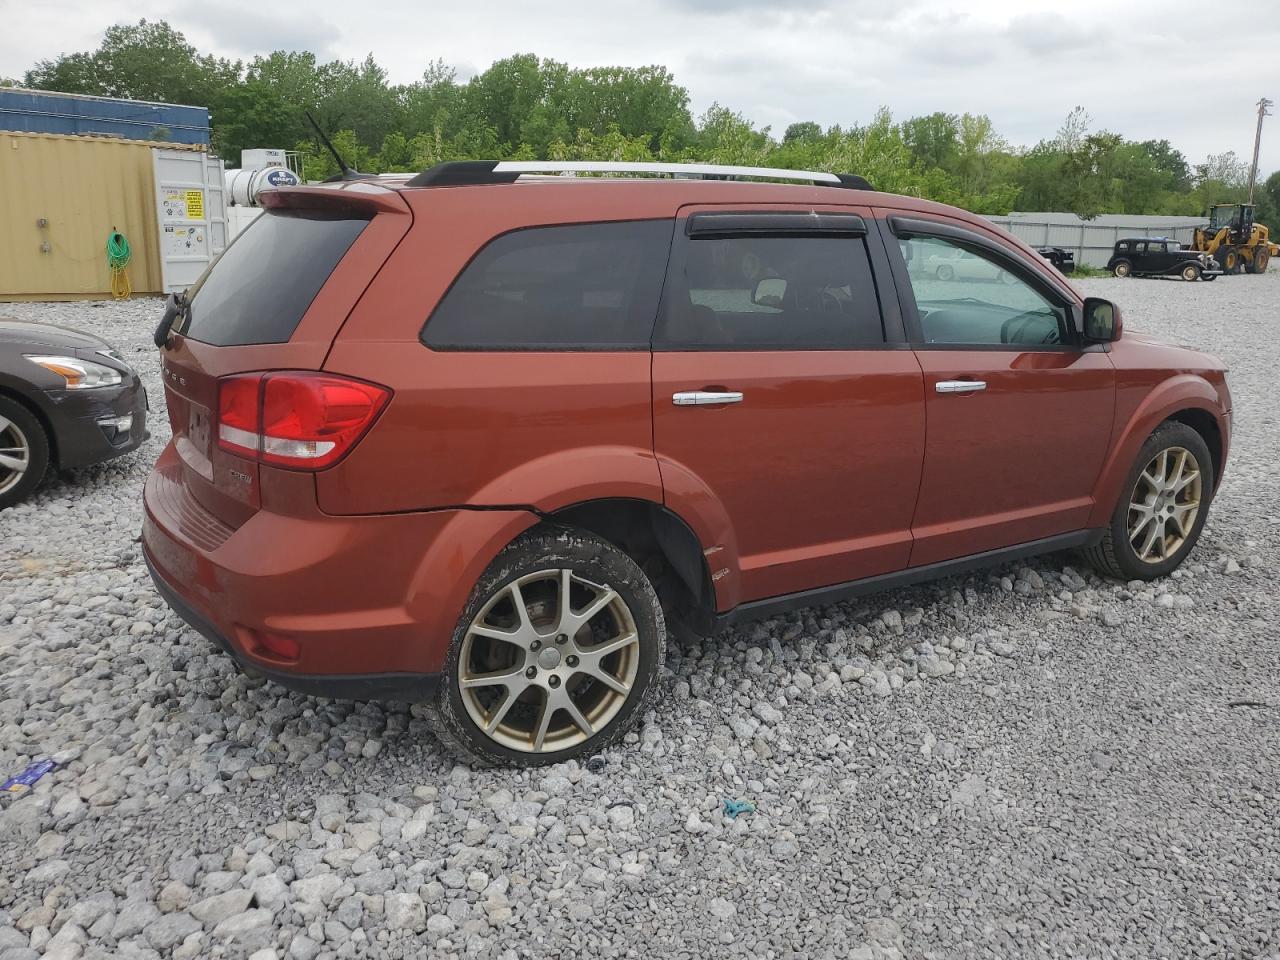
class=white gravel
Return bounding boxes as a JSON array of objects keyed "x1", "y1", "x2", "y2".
[{"x1": 1, "y1": 274, "x2": 1278, "y2": 960}]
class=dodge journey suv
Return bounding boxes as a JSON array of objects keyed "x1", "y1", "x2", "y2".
[{"x1": 144, "y1": 160, "x2": 1231, "y2": 766}]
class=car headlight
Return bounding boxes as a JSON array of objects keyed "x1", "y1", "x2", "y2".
[{"x1": 25, "y1": 355, "x2": 123, "y2": 389}]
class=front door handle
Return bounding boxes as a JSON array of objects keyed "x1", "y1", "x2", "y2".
[
  {"x1": 672, "y1": 391, "x2": 744, "y2": 406},
  {"x1": 935, "y1": 380, "x2": 987, "y2": 394}
]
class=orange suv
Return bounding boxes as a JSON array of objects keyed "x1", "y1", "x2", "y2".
[{"x1": 143, "y1": 161, "x2": 1231, "y2": 766}]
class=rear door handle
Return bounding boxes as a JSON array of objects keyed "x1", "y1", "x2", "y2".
[
  {"x1": 672, "y1": 391, "x2": 744, "y2": 406},
  {"x1": 935, "y1": 380, "x2": 987, "y2": 394}
]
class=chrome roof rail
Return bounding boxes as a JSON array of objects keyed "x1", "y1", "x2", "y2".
[{"x1": 405, "y1": 160, "x2": 873, "y2": 190}]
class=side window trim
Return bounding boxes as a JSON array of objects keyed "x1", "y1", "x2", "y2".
[
  {"x1": 686, "y1": 210, "x2": 867, "y2": 238},
  {"x1": 653, "y1": 209, "x2": 903, "y2": 352},
  {"x1": 877, "y1": 214, "x2": 1084, "y2": 351}
]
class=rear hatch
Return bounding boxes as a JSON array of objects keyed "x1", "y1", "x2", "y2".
[{"x1": 159, "y1": 184, "x2": 411, "y2": 529}]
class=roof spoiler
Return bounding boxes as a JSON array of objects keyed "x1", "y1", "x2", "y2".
[{"x1": 405, "y1": 160, "x2": 873, "y2": 191}]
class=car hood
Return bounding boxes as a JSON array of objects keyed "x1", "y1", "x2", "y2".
[
  {"x1": 1122, "y1": 331, "x2": 1227, "y2": 370},
  {"x1": 0, "y1": 318, "x2": 111, "y2": 351}
]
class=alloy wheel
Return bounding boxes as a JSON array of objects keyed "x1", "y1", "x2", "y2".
[
  {"x1": 1127, "y1": 446, "x2": 1202, "y2": 564},
  {"x1": 0, "y1": 413, "x2": 30, "y2": 496},
  {"x1": 458, "y1": 569, "x2": 640, "y2": 753}
]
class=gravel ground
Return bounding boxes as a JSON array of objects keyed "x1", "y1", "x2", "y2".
[{"x1": 1, "y1": 273, "x2": 1278, "y2": 960}]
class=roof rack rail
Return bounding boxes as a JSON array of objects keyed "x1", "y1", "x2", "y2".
[{"x1": 405, "y1": 160, "x2": 873, "y2": 191}]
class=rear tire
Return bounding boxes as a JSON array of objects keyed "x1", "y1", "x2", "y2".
[
  {"x1": 0, "y1": 396, "x2": 50, "y2": 510},
  {"x1": 1112, "y1": 260, "x2": 1132, "y2": 278},
  {"x1": 1081, "y1": 422, "x2": 1213, "y2": 581},
  {"x1": 1255, "y1": 249, "x2": 1271, "y2": 273},
  {"x1": 423, "y1": 527, "x2": 665, "y2": 767}
]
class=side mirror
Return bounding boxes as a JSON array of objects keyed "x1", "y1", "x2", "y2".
[
  {"x1": 1082, "y1": 297, "x2": 1122, "y2": 342},
  {"x1": 752, "y1": 277, "x2": 787, "y2": 308}
]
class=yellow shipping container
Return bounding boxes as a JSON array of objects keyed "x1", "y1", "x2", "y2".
[{"x1": 0, "y1": 131, "x2": 216, "y2": 300}]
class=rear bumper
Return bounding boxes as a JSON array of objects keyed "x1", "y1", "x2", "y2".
[
  {"x1": 141, "y1": 444, "x2": 538, "y2": 701},
  {"x1": 144, "y1": 550, "x2": 441, "y2": 701}
]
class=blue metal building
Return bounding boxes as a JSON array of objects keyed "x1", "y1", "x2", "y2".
[{"x1": 0, "y1": 88, "x2": 210, "y2": 146}]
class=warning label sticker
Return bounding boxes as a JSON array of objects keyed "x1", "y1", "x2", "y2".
[
  {"x1": 162, "y1": 224, "x2": 207, "y2": 257},
  {"x1": 160, "y1": 188, "x2": 207, "y2": 221}
]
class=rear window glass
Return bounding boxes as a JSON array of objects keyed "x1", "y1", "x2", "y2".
[
  {"x1": 181, "y1": 210, "x2": 369, "y2": 346},
  {"x1": 422, "y1": 220, "x2": 672, "y2": 350}
]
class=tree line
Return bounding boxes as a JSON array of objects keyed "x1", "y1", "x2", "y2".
[{"x1": 13, "y1": 20, "x2": 1280, "y2": 223}]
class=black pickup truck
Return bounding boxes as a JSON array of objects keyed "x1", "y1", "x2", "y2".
[{"x1": 1035, "y1": 246, "x2": 1076, "y2": 273}]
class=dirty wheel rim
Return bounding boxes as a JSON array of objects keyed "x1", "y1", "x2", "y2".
[
  {"x1": 0, "y1": 414, "x2": 30, "y2": 495},
  {"x1": 1115, "y1": 262, "x2": 1130, "y2": 277},
  {"x1": 459, "y1": 569, "x2": 639, "y2": 753},
  {"x1": 1127, "y1": 446, "x2": 1202, "y2": 564},
  {"x1": 1182, "y1": 265, "x2": 1198, "y2": 281}
]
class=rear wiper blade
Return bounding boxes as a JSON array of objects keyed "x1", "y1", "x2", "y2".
[{"x1": 154, "y1": 291, "x2": 188, "y2": 349}]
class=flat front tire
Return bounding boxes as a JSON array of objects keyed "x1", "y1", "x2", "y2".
[
  {"x1": 1081, "y1": 422, "x2": 1214, "y2": 581},
  {"x1": 423, "y1": 527, "x2": 665, "y2": 767}
]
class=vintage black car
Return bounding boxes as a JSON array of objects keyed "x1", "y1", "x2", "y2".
[{"x1": 1107, "y1": 238, "x2": 1220, "y2": 281}]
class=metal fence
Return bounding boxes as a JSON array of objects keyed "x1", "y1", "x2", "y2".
[{"x1": 983, "y1": 215, "x2": 1208, "y2": 268}]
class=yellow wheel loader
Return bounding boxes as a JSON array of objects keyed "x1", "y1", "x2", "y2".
[{"x1": 1192, "y1": 203, "x2": 1279, "y2": 274}]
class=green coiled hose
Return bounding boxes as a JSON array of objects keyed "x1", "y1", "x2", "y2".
[{"x1": 107, "y1": 230, "x2": 132, "y2": 300}]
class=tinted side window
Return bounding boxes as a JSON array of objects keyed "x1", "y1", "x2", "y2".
[
  {"x1": 183, "y1": 210, "x2": 369, "y2": 346},
  {"x1": 423, "y1": 220, "x2": 671, "y2": 350},
  {"x1": 900, "y1": 236, "x2": 1069, "y2": 347},
  {"x1": 657, "y1": 236, "x2": 884, "y2": 349}
]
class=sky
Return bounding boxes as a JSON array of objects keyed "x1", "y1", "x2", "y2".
[{"x1": 2, "y1": 0, "x2": 1278, "y2": 175}]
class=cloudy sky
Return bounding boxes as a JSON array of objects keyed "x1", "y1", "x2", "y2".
[{"x1": 3, "y1": 0, "x2": 1278, "y2": 174}]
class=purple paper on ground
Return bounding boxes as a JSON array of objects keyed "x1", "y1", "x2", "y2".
[{"x1": 2, "y1": 759, "x2": 57, "y2": 793}]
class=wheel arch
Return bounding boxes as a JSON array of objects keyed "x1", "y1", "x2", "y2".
[
  {"x1": 1166, "y1": 407, "x2": 1224, "y2": 484},
  {"x1": 1087, "y1": 376, "x2": 1226, "y2": 527},
  {"x1": 543, "y1": 497, "x2": 721, "y2": 635},
  {"x1": 0, "y1": 383, "x2": 58, "y2": 469}
]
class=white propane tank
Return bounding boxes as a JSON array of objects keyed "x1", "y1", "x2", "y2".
[{"x1": 224, "y1": 165, "x2": 301, "y2": 206}]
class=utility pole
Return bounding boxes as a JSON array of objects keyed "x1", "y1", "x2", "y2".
[{"x1": 1247, "y1": 96, "x2": 1273, "y2": 205}]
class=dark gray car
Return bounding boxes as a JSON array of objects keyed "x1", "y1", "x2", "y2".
[{"x1": 0, "y1": 318, "x2": 147, "y2": 509}]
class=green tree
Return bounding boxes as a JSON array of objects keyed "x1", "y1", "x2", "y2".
[
  {"x1": 782, "y1": 121, "x2": 822, "y2": 145},
  {"x1": 902, "y1": 112, "x2": 959, "y2": 171},
  {"x1": 25, "y1": 20, "x2": 239, "y2": 107}
]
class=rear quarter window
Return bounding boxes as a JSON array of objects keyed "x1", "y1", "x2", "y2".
[
  {"x1": 422, "y1": 220, "x2": 673, "y2": 350},
  {"x1": 181, "y1": 210, "x2": 369, "y2": 346}
]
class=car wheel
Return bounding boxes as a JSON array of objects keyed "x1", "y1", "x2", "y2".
[
  {"x1": 1081, "y1": 422, "x2": 1213, "y2": 581},
  {"x1": 1203, "y1": 273, "x2": 1218, "y2": 282},
  {"x1": 0, "y1": 396, "x2": 50, "y2": 510},
  {"x1": 1181, "y1": 263, "x2": 1201, "y2": 281},
  {"x1": 1112, "y1": 260, "x2": 1132, "y2": 278},
  {"x1": 424, "y1": 527, "x2": 665, "y2": 767},
  {"x1": 935, "y1": 264, "x2": 955, "y2": 281}
]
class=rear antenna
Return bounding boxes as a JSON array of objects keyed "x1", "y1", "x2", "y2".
[{"x1": 304, "y1": 110, "x2": 365, "y2": 181}]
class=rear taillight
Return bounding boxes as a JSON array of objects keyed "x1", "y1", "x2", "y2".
[{"x1": 217, "y1": 372, "x2": 390, "y2": 470}]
